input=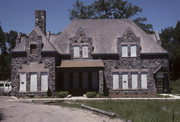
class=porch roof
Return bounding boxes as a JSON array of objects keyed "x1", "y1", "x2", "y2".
[{"x1": 59, "y1": 60, "x2": 104, "y2": 68}]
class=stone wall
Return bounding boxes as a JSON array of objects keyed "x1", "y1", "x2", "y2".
[
  {"x1": 102, "y1": 56, "x2": 169, "y2": 95},
  {"x1": 11, "y1": 56, "x2": 55, "y2": 96}
]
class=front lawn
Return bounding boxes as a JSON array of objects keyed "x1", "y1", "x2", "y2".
[
  {"x1": 81, "y1": 100, "x2": 180, "y2": 122},
  {"x1": 54, "y1": 100, "x2": 180, "y2": 122}
]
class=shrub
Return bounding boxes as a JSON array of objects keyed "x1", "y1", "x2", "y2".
[
  {"x1": 85, "y1": 91, "x2": 97, "y2": 98},
  {"x1": 47, "y1": 87, "x2": 52, "y2": 97},
  {"x1": 97, "y1": 91, "x2": 104, "y2": 97},
  {"x1": 171, "y1": 79, "x2": 180, "y2": 94},
  {"x1": 55, "y1": 91, "x2": 69, "y2": 98}
]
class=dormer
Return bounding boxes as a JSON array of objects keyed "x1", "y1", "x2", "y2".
[
  {"x1": 25, "y1": 30, "x2": 43, "y2": 61},
  {"x1": 117, "y1": 29, "x2": 141, "y2": 58},
  {"x1": 69, "y1": 28, "x2": 93, "y2": 59}
]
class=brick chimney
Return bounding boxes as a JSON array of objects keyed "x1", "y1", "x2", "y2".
[{"x1": 35, "y1": 10, "x2": 46, "y2": 34}]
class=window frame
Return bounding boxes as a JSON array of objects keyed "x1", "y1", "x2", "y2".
[
  {"x1": 122, "y1": 45, "x2": 128, "y2": 57},
  {"x1": 73, "y1": 46, "x2": 80, "y2": 58},
  {"x1": 130, "y1": 45, "x2": 137, "y2": 57},
  {"x1": 82, "y1": 45, "x2": 89, "y2": 58}
]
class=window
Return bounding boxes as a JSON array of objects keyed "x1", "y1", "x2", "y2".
[
  {"x1": 113, "y1": 73, "x2": 119, "y2": 90},
  {"x1": 132, "y1": 74, "x2": 138, "y2": 89},
  {"x1": 82, "y1": 46, "x2": 88, "y2": 58},
  {"x1": 130, "y1": 45, "x2": 137, "y2": 57},
  {"x1": 122, "y1": 46, "x2": 128, "y2": 57},
  {"x1": 73, "y1": 46, "x2": 80, "y2": 58},
  {"x1": 141, "y1": 73, "x2": 147, "y2": 89},
  {"x1": 30, "y1": 44, "x2": 37, "y2": 54}
]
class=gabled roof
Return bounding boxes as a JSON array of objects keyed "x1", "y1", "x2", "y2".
[
  {"x1": 51, "y1": 19, "x2": 167, "y2": 54},
  {"x1": 12, "y1": 26, "x2": 56, "y2": 52}
]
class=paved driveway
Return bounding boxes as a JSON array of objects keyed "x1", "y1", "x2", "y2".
[{"x1": 0, "y1": 96, "x2": 123, "y2": 122}]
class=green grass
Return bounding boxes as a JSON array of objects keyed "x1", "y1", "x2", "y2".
[
  {"x1": 53, "y1": 100, "x2": 180, "y2": 122},
  {"x1": 81, "y1": 100, "x2": 180, "y2": 122},
  {"x1": 171, "y1": 79, "x2": 180, "y2": 95}
]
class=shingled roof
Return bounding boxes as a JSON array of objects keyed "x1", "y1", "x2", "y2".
[{"x1": 50, "y1": 19, "x2": 167, "y2": 54}]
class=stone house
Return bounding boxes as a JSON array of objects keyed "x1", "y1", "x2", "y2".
[{"x1": 11, "y1": 10, "x2": 169, "y2": 96}]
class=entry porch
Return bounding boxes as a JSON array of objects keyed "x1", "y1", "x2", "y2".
[{"x1": 56, "y1": 60, "x2": 104, "y2": 95}]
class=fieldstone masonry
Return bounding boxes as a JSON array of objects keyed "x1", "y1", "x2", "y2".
[{"x1": 11, "y1": 10, "x2": 169, "y2": 96}]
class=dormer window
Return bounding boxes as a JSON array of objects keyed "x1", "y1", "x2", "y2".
[
  {"x1": 130, "y1": 45, "x2": 137, "y2": 57},
  {"x1": 122, "y1": 45, "x2": 128, "y2": 57},
  {"x1": 30, "y1": 44, "x2": 37, "y2": 54},
  {"x1": 73, "y1": 46, "x2": 80, "y2": 58},
  {"x1": 122, "y1": 45, "x2": 137, "y2": 57},
  {"x1": 82, "y1": 46, "x2": 88, "y2": 58}
]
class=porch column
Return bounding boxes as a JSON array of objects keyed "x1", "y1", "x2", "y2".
[{"x1": 99, "y1": 70, "x2": 104, "y2": 93}]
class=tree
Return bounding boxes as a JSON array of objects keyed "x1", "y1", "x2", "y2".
[
  {"x1": 69, "y1": 0, "x2": 153, "y2": 33},
  {"x1": 160, "y1": 21, "x2": 180, "y2": 80},
  {"x1": 0, "y1": 26, "x2": 19, "y2": 80}
]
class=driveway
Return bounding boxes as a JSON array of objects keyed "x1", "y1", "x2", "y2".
[{"x1": 0, "y1": 96, "x2": 123, "y2": 122}]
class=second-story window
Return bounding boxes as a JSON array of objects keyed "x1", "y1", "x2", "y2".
[
  {"x1": 82, "y1": 46, "x2": 88, "y2": 58},
  {"x1": 122, "y1": 46, "x2": 128, "y2": 57},
  {"x1": 130, "y1": 45, "x2": 137, "y2": 57},
  {"x1": 73, "y1": 46, "x2": 80, "y2": 58},
  {"x1": 30, "y1": 44, "x2": 37, "y2": 54}
]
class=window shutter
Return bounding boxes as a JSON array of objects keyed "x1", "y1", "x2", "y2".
[
  {"x1": 122, "y1": 46, "x2": 128, "y2": 57},
  {"x1": 82, "y1": 46, "x2": 88, "y2": 58},
  {"x1": 113, "y1": 73, "x2": 119, "y2": 90},
  {"x1": 141, "y1": 73, "x2": 147, "y2": 89},
  {"x1": 41, "y1": 72, "x2": 48, "y2": 91},
  {"x1": 130, "y1": 45, "x2": 137, "y2": 57},
  {"x1": 73, "y1": 46, "x2": 80, "y2": 57},
  {"x1": 30, "y1": 73, "x2": 38, "y2": 91},
  {"x1": 132, "y1": 74, "x2": 138, "y2": 89}
]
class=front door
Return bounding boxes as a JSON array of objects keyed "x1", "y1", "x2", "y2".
[
  {"x1": 122, "y1": 73, "x2": 128, "y2": 89},
  {"x1": 156, "y1": 72, "x2": 164, "y2": 93},
  {"x1": 19, "y1": 73, "x2": 26, "y2": 92}
]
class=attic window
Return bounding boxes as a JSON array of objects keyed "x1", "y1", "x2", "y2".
[{"x1": 30, "y1": 44, "x2": 37, "y2": 54}]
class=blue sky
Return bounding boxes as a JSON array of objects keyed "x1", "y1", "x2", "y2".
[{"x1": 0, "y1": 0, "x2": 180, "y2": 34}]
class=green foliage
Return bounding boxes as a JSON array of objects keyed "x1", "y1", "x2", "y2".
[
  {"x1": 85, "y1": 91, "x2": 97, "y2": 98},
  {"x1": 170, "y1": 79, "x2": 180, "y2": 94},
  {"x1": 133, "y1": 17, "x2": 153, "y2": 34},
  {"x1": 69, "y1": 0, "x2": 153, "y2": 33},
  {"x1": 47, "y1": 87, "x2": 52, "y2": 97},
  {"x1": 55, "y1": 91, "x2": 69, "y2": 98},
  {"x1": 160, "y1": 21, "x2": 180, "y2": 80}
]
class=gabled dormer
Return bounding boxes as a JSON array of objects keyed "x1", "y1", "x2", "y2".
[
  {"x1": 69, "y1": 28, "x2": 93, "y2": 59},
  {"x1": 117, "y1": 29, "x2": 141, "y2": 58},
  {"x1": 26, "y1": 30, "x2": 43, "y2": 62}
]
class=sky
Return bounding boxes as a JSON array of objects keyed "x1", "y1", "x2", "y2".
[{"x1": 0, "y1": 0, "x2": 180, "y2": 34}]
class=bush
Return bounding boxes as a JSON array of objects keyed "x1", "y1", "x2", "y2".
[
  {"x1": 171, "y1": 79, "x2": 180, "y2": 94},
  {"x1": 97, "y1": 91, "x2": 104, "y2": 97},
  {"x1": 47, "y1": 87, "x2": 52, "y2": 97},
  {"x1": 85, "y1": 91, "x2": 97, "y2": 98},
  {"x1": 55, "y1": 91, "x2": 69, "y2": 98}
]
